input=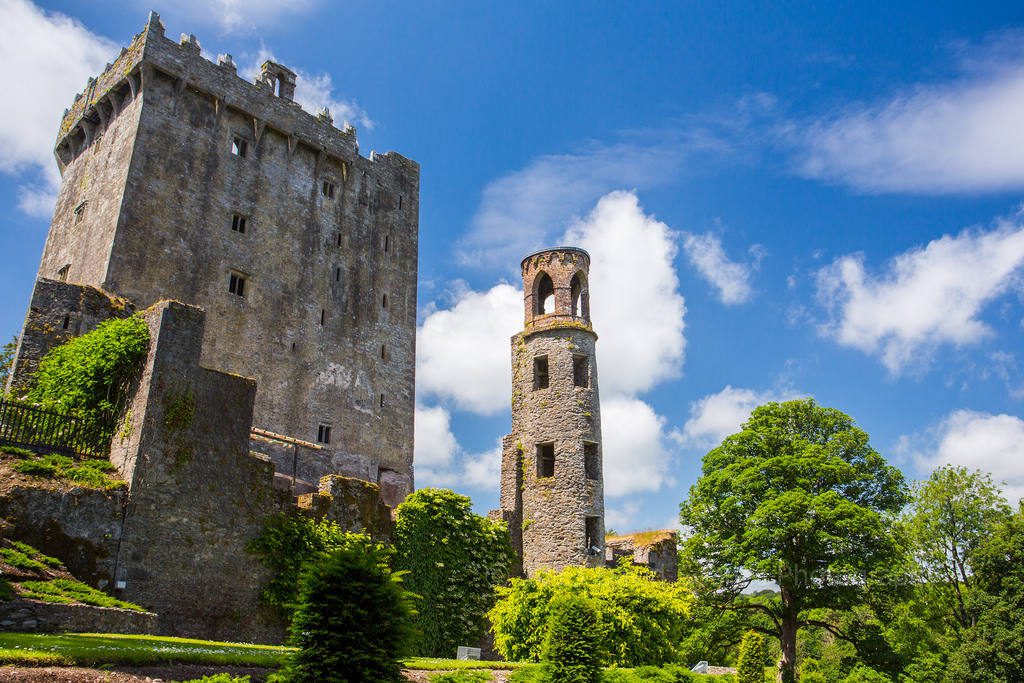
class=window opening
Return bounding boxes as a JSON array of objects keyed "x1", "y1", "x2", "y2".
[
  {"x1": 231, "y1": 214, "x2": 247, "y2": 234},
  {"x1": 379, "y1": 393, "x2": 385, "y2": 408},
  {"x1": 381, "y1": 344, "x2": 387, "y2": 360},
  {"x1": 536, "y1": 443, "x2": 555, "y2": 478},
  {"x1": 570, "y1": 272, "x2": 588, "y2": 317},
  {"x1": 382, "y1": 294, "x2": 388, "y2": 309},
  {"x1": 228, "y1": 272, "x2": 247, "y2": 297},
  {"x1": 336, "y1": 233, "x2": 342, "y2": 247},
  {"x1": 57, "y1": 264, "x2": 70, "y2": 282},
  {"x1": 398, "y1": 195, "x2": 403, "y2": 210},
  {"x1": 585, "y1": 516, "x2": 601, "y2": 554},
  {"x1": 335, "y1": 267, "x2": 341, "y2": 282},
  {"x1": 317, "y1": 424, "x2": 331, "y2": 444},
  {"x1": 322, "y1": 180, "x2": 336, "y2": 199},
  {"x1": 291, "y1": 342, "x2": 297, "y2": 351},
  {"x1": 533, "y1": 356, "x2": 549, "y2": 390},
  {"x1": 320, "y1": 309, "x2": 325, "y2": 325},
  {"x1": 73, "y1": 202, "x2": 87, "y2": 224},
  {"x1": 573, "y1": 355, "x2": 589, "y2": 388},
  {"x1": 62, "y1": 315, "x2": 71, "y2": 330},
  {"x1": 384, "y1": 235, "x2": 390, "y2": 253},
  {"x1": 231, "y1": 136, "x2": 248, "y2": 157},
  {"x1": 584, "y1": 443, "x2": 599, "y2": 480},
  {"x1": 535, "y1": 272, "x2": 554, "y2": 315}
]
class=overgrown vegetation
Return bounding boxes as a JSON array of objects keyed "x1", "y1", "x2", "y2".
[
  {"x1": 394, "y1": 488, "x2": 515, "y2": 657},
  {"x1": 0, "y1": 335, "x2": 16, "y2": 394},
  {"x1": 19, "y1": 578, "x2": 143, "y2": 610},
  {"x1": 734, "y1": 632, "x2": 767, "y2": 683},
  {"x1": 429, "y1": 671, "x2": 493, "y2": 683},
  {"x1": 7, "y1": 450, "x2": 125, "y2": 490},
  {"x1": 24, "y1": 314, "x2": 149, "y2": 446},
  {"x1": 489, "y1": 564, "x2": 692, "y2": 667},
  {"x1": 246, "y1": 512, "x2": 388, "y2": 619},
  {"x1": 542, "y1": 593, "x2": 604, "y2": 683},
  {"x1": 277, "y1": 547, "x2": 417, "y2": 683}
]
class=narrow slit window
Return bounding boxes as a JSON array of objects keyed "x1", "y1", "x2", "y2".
[
  {"x1": 231, "y1": 136, "x2": 248, "y2": 157},
  {"x1": 384, "y1": 235, "x2": 390, "y2": 253},
  {"x1": 533, "y1": 356, "x2": 549, "y2": 390},
  {"x1": 573, "y1": 355, "x2": 589, "y2": 388},
  {"x1": 322, "y1": 180, "x2": 336, "y2": 199},
  {"x1": 62, "y1": 315, "x2": 71, "y2": 330},
  {"x1": 336, "y1": 233, "x2": 342, "y2": 247},
  {"x1": 398, "y1": 195, "x2": 403, "y2": 210},
  {"x1": 57, "y1": 264, "x2": 70, "y2": 282},
  {"x1": 335, "y1": 267, "x2": 341, "y2": 282},
  {"x1": 228, "y1": 272, "x2": 247, "y2": 297},
  {"x1": 584, "y1": 443, "x2": 599, "y2": 480},
  {"x1": 320, "y1": 309, "x2": 325, "y2": 325},
  {"x1": 231, "y1": 213, "x2": 247, "y2": 234},
  {"x1": 380, "y1": 344, "x2": 387, "y2": 360},
  {"x1": 536, "y1": 443, "x2": 555, "y2": 478},
  {"x1": 382, "y1": 294, "x2": 388, "y2": 309},
  {"x1": 585, "y1": 516, "x2": 600, "y2": 553},
  {"x1": 317, "y1": 424, "x2": 331, "y2": 444},
  {"x1": 379, "y1": 393, "x2": 385, "y2": 408}
]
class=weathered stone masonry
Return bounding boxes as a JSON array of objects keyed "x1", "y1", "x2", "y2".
[
  {"x1": 494, "y1": 248, "x2": 606, "y2": 577},
  {"x1": 24, "y1": 12, "x2": 419, "y2": 503}
]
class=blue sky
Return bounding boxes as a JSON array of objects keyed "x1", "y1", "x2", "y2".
[{"x1": 3, "y1": 1, "x2": 1024, "y2": 532}]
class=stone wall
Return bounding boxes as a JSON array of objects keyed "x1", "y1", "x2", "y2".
[
  {"x1": 0, "y1": 600, "x2": 156, "y2": 634},
  {"x1": 35, "y1": 11, "x2": 419, "y2": 501},
  {"x1": 5, "y1": 279, "x2": 134, "y2": 396},
  {"x1": 605, "y1": 531, "x2": 679, "y2": 582}
]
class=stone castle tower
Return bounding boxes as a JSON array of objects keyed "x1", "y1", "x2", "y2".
[
  {"x1": 9, "y1": 12, "x2": 418, "y2": 504},
  {"x1": 495, "y1": 247, "x2": 606, "y2": 576}
]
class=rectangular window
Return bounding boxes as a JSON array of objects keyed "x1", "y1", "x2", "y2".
[
  {"x1": 320, "y1": 309, "x2": 325, "y2": 325},
  {"x1": 228, "y1": 272, "x2": 247, "y2": 297},
  {"x1": 62, "y1": 315, "x2": 71, "y2": 330},
  {"x1": 533, "y1": 356, "x2": 549, "y2": 390},
  {"x1": 398, "y1": 195, "x2": 403, "y2": 210},
  {"x1": 382, "y1": 294, "x2": 388, "y2": 309},
  {"x1": 584, "y1": 443, "x2": 599, "y2": 480},
  {"x1": 380, "y1": 344, "x2": 387, "y2": 360},
  {"x1": 336, "y1": 232, "x2": 342, "y2": 247},
  {"x1": 384, "y1": 235, "x2": 390, "y2": 253},
  {"x1": 317, "y1": 424, "x2": 331, "y2": 444},
  {"x1": 73, "y1": 202, "x2": 86, "y2": 224},
  {"x1": 536, "y1": 443, "x2": 555, "y2": 478},
  {"x1": 231, "y1": 136, "x2": 248, "y2": 157},
  {"x1": 573, "y1": 355, "x2": 589, "y2": 388},
  {"x1": 57, "y1": 264, "x2": 70, "y2": 282},
  {"x1": 585, "y1": 516, "x2": 600, "y2": 552},
  {"x1": 322, "y1": 180, "x2": 336, "y2": 199},
  {"x1": 231, "y1": 213, "x2": 247, "y2": 234},
  {"x1": 380, "y1": 393, "x2": 385, "y2": 408},
  {"x1": 335, "y1": 267, "x2": 341, "y2": 282}
]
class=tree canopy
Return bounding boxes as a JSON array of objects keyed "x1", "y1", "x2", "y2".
[{"x1": 679, "y1": 398, "x2": 907, "y2": 682}]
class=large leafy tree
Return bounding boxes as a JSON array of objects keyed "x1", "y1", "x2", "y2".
[
  {"x1": 679, "y1": 399, "x2": 907, "y2": 683},
  {"x1": 905, "y1": 465, "x2": 1011, "y2": 632}
]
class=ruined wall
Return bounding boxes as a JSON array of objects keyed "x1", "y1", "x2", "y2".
[
  {"x1": 0, "y1": 600, "x2": 156, "y2": 634},
  {"x1": 36, "y1": 13, "x2": 419, "y2": 503},
  {"x1": 499, "y1": 248, "x2": 605, "y2": 577},
  {"x1": 605, "y1": 532, "x2": 679, "y2": 582},
  {"x1": 6, "y1": 279, "x2": 135, "y2": 396}
]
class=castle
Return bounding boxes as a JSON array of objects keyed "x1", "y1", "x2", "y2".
[{"x1": 9, "y1": 11, "x2": 418, "y2": 506}]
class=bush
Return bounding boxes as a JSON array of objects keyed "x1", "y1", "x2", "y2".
[
  {"x1": 179, "y1": 676, "x2": 251, "y2": 683},
  {"x1": 735, "y1": 631, "x2": 767, "y2": 683},
  {"x1": 25, "y1": 315, "x2": 149, "y2": 446},
  {"x1": 542, "y1": 593, "x2": 604, "y2": 683},
  {"x1": 394, "y1": 488, "x2": 514, "y2": 657},
  {"x1": 429, "y1": 672, "x2": 492, "y2": 683},
  {"x1": 278, "y1": 547, "x2": 416, "y2": 682},
  {"x1": 247, "y1": 513, "x2": 389, "y2": 618},
  {"x1": 489, "y1": 565, "x2": 692, "y2": 667},
  {"x1": 840, "y1": 664, "x2": 892, "y2": 682},
  {"x1": 602, "y1": 666, "x2": 699, "y2": 682}
]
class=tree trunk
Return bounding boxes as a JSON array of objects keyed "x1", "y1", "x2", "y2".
[{"x1": 778, "y1": 606, "x2": 798, "y2": 683}]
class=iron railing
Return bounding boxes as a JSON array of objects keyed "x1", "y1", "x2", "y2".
[{"x1": 0, "y1": 399, "x2": 111, "y2": 459}]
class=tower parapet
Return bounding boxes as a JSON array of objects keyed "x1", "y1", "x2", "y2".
[{"x1": 496, "y1": 247, "x2": 605, "y2": 577}]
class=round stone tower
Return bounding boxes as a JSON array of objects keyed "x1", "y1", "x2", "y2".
[{"x1": 496, "y1": 247, "x2": 605, "y2": 576}]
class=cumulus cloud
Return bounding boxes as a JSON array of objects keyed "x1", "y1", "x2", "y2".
[
  {"x1": 414, "y1": 404, "x2": 503, "y2": 492},
  {"x1": 416, "y1": 283, "x2": 522, "y2": 415},
  {"x1": 799, "y1": 45, "x2": 1024, "y2": 193},
  {"x1": 243, "y1": 49, "x2": 373, "y2": 130},
  {"x1": 413, "y1": 404, "x2": 457, "y2": 469},
  {"x1": 681, "y1": 232, "x2": 761, "y2": 304},
  {"x1": 458, "y1": 140, "x2": 685, "y2": 271},
  {"x1": 563, "y1": 191, "x2": 687, "y2": 396},
  {"x1": 675, "y1": 385, "x2": 800, "y2": 448},
  {"x1": 904, "y1": 409, "x2": 1024, "y2": 505},
  {"x1": 816, "y1": 219, "x2": 1024, "y2": 373},
  {"x1": 601, "y1": 396, "x2": 674, "y2": 497},
  {"x1": 0, "y1": 0, "x2": 117, "y2": 216}
]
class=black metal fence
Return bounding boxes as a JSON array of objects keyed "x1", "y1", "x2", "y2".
[{"x1": 0, "y1": 400, "x2": 111, "y2": 459}]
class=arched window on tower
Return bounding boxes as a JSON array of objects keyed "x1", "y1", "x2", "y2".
[
  {"x1": 570, "y1": 271, "x2": 589, "y2": 318},
  {"x1": 535, "y1": 272, "x2": 554, "y2": 315}
]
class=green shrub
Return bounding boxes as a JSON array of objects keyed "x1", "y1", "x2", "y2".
[
  {"x1": 278, "y1": 547, "x2": 416, "y2": 683},
  {"x1": 179, "y1": 676, "x2": 251, "y2": 683},
  {"x1": 0, "y1": 446, "x2": 34, "y2": 458},
  {"x1": 489, "y1": 565, "x2": 692, "y2": 667},
  {"x1": 429, "y1": 671, "x2": 492, "y2": 682},
  {"x1": 840, "y1": 664, "x2": 892, "y2": 682},
  {"x1": 602, "y1": 666, "x2": 698, "y2": 682},
  {"x1": 247, "y1": 513, "x2": 388, "y2": 618},
  {"x1": 394, "y1": 488, "x2": 515, "y2": 657},
  {"x1": 26, "y1": 315, "x2": 149, "y2": 447},
  {"x1": 735, "y1": 631, "x2": 767, "y2": 683},
  {"x1": 542, "y1": 593, "x2": 603, "y2": 683},
  {"x1": 11, "y1": 453, "x2": 124, "y2": 490}
]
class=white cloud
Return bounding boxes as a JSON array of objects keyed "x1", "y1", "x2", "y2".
[
  {"x1": 0, "y1": 0, "x2": 117, "y2": 216},
  {"x1": 413, "y1": 404, "x2": 457, "y2": 469},
  {"x1": 799, "y1": 51, "x2": 1024, "y2": 193},
  {"x1": 414, "y1": 405, "x2": 503, "y2": 493},
  {"x1": 152, "y1": 0, "x2": 319, "y2": 34},
  {"x1": 601, "y1": 396, "x2": 674, "y2": 498},
  {"x1": 816, "y1": 220, "x2": 1024, "y2": 373},
  {"x1": 459, "y1": 140, "x2": 684, "y2": 271},
  {"x1": 563, "y1": 191, "x2": 687, "y2": 396},
  {"x1": 906, "y1": 409, "x2": 1024, "y2": 505},
  {"x1": 243, "y1": 49, "x2": 373, "y2": 130},
  {"x1": 416, "y1": 283, "x2": 522, "y2": 415},
  {"x1": 676, "y1": 385, "x2": 799, "y2": 448},
  {"x1": 681, "y1": 232, "x2": 760, "y2": 304},
  {"x1": 605, "y1": 502, "x2": 641, "y2": 533}
]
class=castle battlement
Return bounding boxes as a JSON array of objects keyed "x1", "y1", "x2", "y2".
[{"x1": 56, "y1": 12, "x2": 415, "y2": 179}]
